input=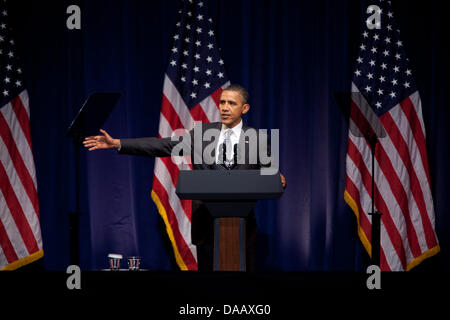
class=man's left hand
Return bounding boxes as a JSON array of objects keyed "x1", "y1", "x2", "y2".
[{"x1": 280, "y1": 173, "x2": 286, "y2": 189}]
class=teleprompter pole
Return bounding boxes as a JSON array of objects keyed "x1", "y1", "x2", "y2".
[
  {"x1": 367, "y1": 134, "x2": 382, "y2": 267},
  {"x1": 69, "y1": 137, "x2": 81, "y2": 266}
]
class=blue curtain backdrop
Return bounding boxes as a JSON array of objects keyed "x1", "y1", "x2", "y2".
[{"x1": 7, "y1": 0, "x2": 449, "y2": 270}]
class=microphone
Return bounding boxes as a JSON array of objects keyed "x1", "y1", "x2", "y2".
[
  {"x1": 233, "y1": 143, "x2": 237, "y2": 165},
  {"x1": 222, "y1": 141, "x2": 227, "y2": 164}
]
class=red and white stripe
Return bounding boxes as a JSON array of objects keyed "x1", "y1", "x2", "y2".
[
  {"x1": 345, "y1": 84, "x2": 439, "y2": 271},
  {"x1": 0, "y1": 90, "x2": 43, "y2": 270},
  {"x1": 152, "y1": 75, "x2": 229, "y2": 270}
]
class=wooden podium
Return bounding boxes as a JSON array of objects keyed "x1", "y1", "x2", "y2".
[{"x1": 176, "y1": 170, "x2": 284, "y2": 271}]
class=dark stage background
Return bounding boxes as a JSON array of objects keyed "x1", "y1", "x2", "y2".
[{"x1": 7, "y1": 0, "x2": 449, "y2": 271}]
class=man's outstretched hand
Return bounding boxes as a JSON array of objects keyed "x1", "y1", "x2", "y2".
[
  {"x1": 84, "y1": 130, "x2": 287, "y2": 189},
  {"x1": 83, "y1": 129, "x2": 120, "y2": 151}
]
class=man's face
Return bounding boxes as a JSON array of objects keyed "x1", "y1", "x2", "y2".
[{"x1": 219, "y1": 90, "x2": 250, "y2": 128}]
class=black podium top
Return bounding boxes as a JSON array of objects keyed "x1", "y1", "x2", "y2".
[{"x1": 176, "y1": 170, "x2": 284, "y2": 201}]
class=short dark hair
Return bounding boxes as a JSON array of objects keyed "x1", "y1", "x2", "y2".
[{"x1": 223, "y1": 84, "x2": 249, "y2": 104}]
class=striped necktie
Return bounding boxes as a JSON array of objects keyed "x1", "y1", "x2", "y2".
[{"x1": 224, "y1": 129, "x2": 233, "y2": 169}]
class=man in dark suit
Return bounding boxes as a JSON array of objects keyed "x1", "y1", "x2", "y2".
[{"x1": 83, "y1": 84, "x2": 286, "y2": 270}]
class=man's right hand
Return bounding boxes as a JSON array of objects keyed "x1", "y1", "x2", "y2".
[{"x1": 83, "y1": 129, "x2": 121, "y2": 151}]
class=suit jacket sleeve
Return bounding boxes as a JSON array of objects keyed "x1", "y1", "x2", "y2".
[{"x1": 118, "y1": 131, "x2": 193, "y2": 158}]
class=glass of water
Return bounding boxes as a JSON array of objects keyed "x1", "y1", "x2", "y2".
[
  {"x1": 127, "y1": 256, "x2": 141, "y2": 271},
  {"x1": 108, "y1": 253, "x2": 123, "y2": 271}
]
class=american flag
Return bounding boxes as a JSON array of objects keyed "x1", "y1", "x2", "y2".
[
  {"x1": 151, "y1": 0, "x2": 229, "y2": 270},
  {"x1": 0, "y1": 2, "x2": 43, "y2": 270},
  {"x1": 344, "y1": 0, "x2": 439, "y2": 271}
]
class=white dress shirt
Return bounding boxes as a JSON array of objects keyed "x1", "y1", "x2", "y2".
[{"x1": 215, "y1": 120, "x2": 243, "y2": 164}]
